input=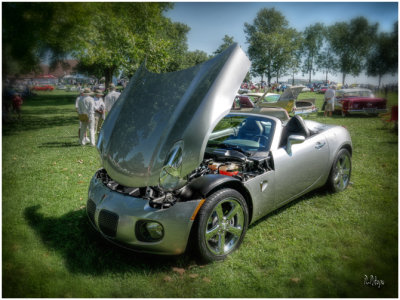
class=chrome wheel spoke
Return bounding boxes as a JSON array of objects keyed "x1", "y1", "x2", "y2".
[
  {"x1": 206, "y1": 225, "x2": 220, "y2": 240},
  {"x1": 215, "y1": 204, "x2": 225, "y2": 224},
  {"x1": 226, "y1": 203, "x2": 241, "y2": 222},
  {"x1": 217, "y1": 233, "x2": 226, "y2": 254},
  {"x1": 227, "y1": 224, "x2": 243, "y2": 238}
]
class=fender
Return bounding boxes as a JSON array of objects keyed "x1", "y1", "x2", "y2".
[{"x1": 179, "y1": 174, "x2": 241, "y2": 200}]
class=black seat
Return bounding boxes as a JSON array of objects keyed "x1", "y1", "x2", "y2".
[
  {"x1": 279, "y1": 115, "x2": 310, "y2": 147},
  {"x1": 237, "y1": 119, "x2": 263, "y2": 140}
]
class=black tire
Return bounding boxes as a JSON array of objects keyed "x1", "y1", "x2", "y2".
[
  {"x1": 327, "y1": 148, "x2": 352, "y2": 192},
  {"x1": 194, "y1": 188, "x2": 249, "y2": 262}
]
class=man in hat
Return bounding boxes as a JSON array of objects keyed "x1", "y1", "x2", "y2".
[
  {"x1": 93, "y1": 89, "x2": 105, "y2": 135},
  {"x1": 324, "y1": 85, "x2": 336, "y2": 117},
  {"x1": 77, "y1": 88, "x2": 95, "y2": 146},
  {"x1": 104, "y1": 83, "x2": 121, "y2": 115}
]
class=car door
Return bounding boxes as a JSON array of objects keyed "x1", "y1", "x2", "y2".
[{"x1": 271, "y1": 134, "x2": 329, "y2": 206}]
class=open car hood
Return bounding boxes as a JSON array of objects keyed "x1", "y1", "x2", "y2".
[
  {"x1": 279, "y1": 86, "x2": 304, "y2": 101},
  {"x1": 97, "y1": 44, "x2": 251, "y2": 189}
]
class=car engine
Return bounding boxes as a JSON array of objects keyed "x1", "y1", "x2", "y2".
[{"x1": 96, "y1": 148, "x2": 273, "y2": 209}]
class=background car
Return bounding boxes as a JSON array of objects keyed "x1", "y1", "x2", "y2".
[
  {"x1": 334, "y1": 88, "x2": 387, "y2": 116},
  {"x1": 315, "y1": 85, "x2": 329, "y2": 94},
  {"x1": 32, "y1": 84, "x2": 54, "y2": 91}
]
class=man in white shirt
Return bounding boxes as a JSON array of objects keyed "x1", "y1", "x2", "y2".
[
  {"x1": 324, "y1": 85, "x2": 336, "y2": 117},
  {"x1": 93, "y1": 90, "x2": 105, "y2": 135},
  {"x1": 104, "y1": 83, "x2": 121, "y2": 115},
  {"x1": 77, "y1": 88, "x2": 95, "y2": 146}
]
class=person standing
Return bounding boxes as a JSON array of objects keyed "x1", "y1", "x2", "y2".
[
  {"x1": 104, "y1": 83, "x2": 121, "y2": 115},
  {"x1": 75, "y1": 89, "x2": 87, "y2": 142},
  {"x1": 93, "y1": 90, "x2": 105, "y2": 135},
  {"x1": 12, "y1": 93, "x2": 23, "y2": 119},
  {"x1": 324, "y1": 85, "x2": 336, "y2": 117},
  {"x1": 77, "y1": 88, "x2": 95, "y2": 146}
]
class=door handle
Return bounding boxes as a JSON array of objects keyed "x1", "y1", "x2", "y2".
[{"x1": 315, "y1": 141, "x2": 326, "y2": 149}]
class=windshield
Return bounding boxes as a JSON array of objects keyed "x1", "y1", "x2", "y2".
[
  {"x1": 337, "y1": 90, "x2": 373, "y2": 98},
  {"x1": 207, "y1": 114, "x2": 275, "y2": 153}
]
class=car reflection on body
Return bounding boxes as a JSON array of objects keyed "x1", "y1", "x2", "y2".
[{"x1": 87, "y1": 44, "x2": 352, "y2": 262}]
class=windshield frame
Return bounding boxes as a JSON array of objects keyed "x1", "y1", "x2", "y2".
[{"x1": 206, "y1": 113, "x2": 277, "y2": 155}]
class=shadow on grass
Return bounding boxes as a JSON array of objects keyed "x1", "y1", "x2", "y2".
[
  {"x1": 3, "y1": 114, "x2": 78, "y2": 136},
  {"x1": 24, "y1": 205, "x2": 194, "y2": 276},
  {"x1": 38, "y1": 141, "x2": 82, "y2": 148},
  {"x1": 25, "y1": 94, "x2": 77, "y2": 107}
]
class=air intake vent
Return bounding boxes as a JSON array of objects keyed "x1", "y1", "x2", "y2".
[{"x1": 98, "y1": 210, "x2": 119, "y2": 237}]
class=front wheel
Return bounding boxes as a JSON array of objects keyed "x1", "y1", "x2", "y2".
[
  {"x1": 327, "y1": 148, "x2": 352, "y2": 192},
  {"x1": 194, "y1": 188, "x2": 249, "y2": 262}
]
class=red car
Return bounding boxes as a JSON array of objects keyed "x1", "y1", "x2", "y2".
[
  {"x1": 334, "y1": 88, "x2": 387, "y2": 116},
  {"x1": 232, "y1": 95, "x2": 255, "y2": 109},
  {"x1": 316, "y1": 86, "x2": 329, "y2": 94},
  {"x1": 33, "y1": 85, "x2": 54, "y2": 91}
]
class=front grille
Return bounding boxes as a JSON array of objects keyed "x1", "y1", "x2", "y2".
[
  {"x1": 87, "y1": 199, "x2": 96, "y2": 224},
  {"x1": 98, "y1": 209, "x2": 119, "y2": 237}
]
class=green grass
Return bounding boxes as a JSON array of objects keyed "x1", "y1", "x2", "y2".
[{"x1": 3, "y1": 90, "x2": 398, "y2": 297}]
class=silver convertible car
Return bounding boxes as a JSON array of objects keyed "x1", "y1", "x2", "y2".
[{"x1": 87, "y1": 44, "x2": 352, "y2": 262}]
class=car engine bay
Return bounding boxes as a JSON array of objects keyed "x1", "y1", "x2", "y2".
[{"x1": 96, "y1": 147, "x2": 273, "y2": 210}]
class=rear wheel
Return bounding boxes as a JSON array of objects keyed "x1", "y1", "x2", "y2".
[
  {"x1": 328, "y1": 148, "x2": 352, "y2": 192},
  {"x1": 194, "y1": 188, "x2": 248, "y2": 262}
]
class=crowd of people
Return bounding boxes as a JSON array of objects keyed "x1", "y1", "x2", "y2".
[{"x1": 75, "y1": 84, "x2": 121, "y2": 146}]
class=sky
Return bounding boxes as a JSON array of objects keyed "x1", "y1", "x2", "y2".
[{"x1": 165, "y1": 1, "x2": 398, "y2": 85}]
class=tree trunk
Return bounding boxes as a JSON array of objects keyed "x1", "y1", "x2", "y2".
[
  {"x1": 104, "y1": 66, "x2": 115, "y2": 91},
  {"x1": 378, "y1": 74, "x2": 382, "y2": 89},
  {"x1": 325, "y1": 70, "x2": 328, "y2": 83},
  {"x1": 292, "y1": 72, "x2": 295, "y2": 86},
  {"x1": 342, "y1": 73, "x2": 346, "y2": 85}
]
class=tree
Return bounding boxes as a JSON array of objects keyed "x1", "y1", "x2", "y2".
[
  {"x1": 213, "y1": 35, "x2": 235, "y2": 55},
  {"x1": 3, "y1": 3, "x2": 186, "y2": 88},
  {"x1": 182, "y1": 50, "x2": 210, "y2": 68},
  {"x1": 327, "y1": 17, "x2": 378, "y2": 84},
  {"x1": 74, "y1": 3, "x2": 176, "y2": 88},
  {"x1": 301, "y1": 23, "x2": 325, "y2": 83},
  {"x1": 366, "y1": 22, "x2": 398, "y2": 88},
  {"x1": 316, "y1": 47, "x2": 337, "y2": 83},
  {"x1": 244, "y1": 8, "x2": 298, "y2": 85},
  {"x1": 289, "y1": 33, "x2": 304, "y2": 85},
  {"x1": 2, "y1": 2, "x2": 89, "y2": 78},
  {"x1": 163, "y1": 21, "x2": 191, "y2": 72}
]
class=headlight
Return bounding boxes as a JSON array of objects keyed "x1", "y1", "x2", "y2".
[
  {"x1": 159, "y1": 140, "x2": 186, "y2": 190},
  {"x1": 135, "y1": 220, "x2": 164, "y2": 242}
]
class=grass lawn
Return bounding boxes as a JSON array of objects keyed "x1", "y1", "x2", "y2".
[{"x1": 3, "y1": 90, "x2": 398, "y2": 297}]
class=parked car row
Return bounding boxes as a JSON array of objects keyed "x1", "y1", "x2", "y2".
[{"x1": 233, "y1": 86, "x2": 318, "y2": 116}]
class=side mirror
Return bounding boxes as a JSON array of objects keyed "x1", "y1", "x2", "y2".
[{"x1": 286, "y1": 134, "x2": 305, "y2": 154}]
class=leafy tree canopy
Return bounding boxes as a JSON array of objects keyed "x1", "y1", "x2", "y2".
[
  {"x1": 301, "y1": 23, "x2": 325, "y2": 83},
  {"x1": 213, "y1": 35, "x2": 235, "y2": 55},
  {"x1": 244, "y1": 8, "x2": 300, "y2": 84},
  {"x1": 327, "y1": 17, "x2": 378, "y2": 84}
]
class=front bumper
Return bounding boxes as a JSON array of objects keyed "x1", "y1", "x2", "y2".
[
  {"x1": 345, "y1": 108, "x2": 387, "y2": 115},
  {"x1": 87, "y1": 173, "x2": 202, "y2": 255},
  {"x1": 293, "y1": 108, "x2": 318, "y2": 115}
]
